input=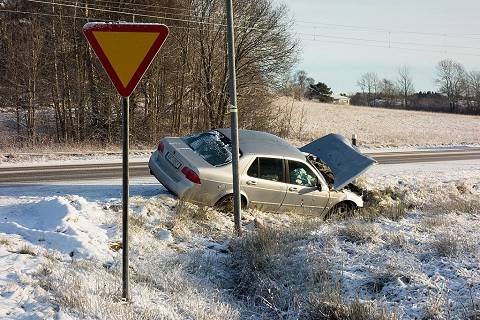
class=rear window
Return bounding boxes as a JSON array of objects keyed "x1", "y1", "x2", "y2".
[{"x1": 183, "y1": 130, "x2": 238, "y2": 166}]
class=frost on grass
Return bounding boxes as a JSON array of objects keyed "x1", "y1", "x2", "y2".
[
  {"x1": 0, "y1": 157, "x2": 479, "y2": 319},
  {"x1": 274, "y1": 99, "x2": 480, "y2": 147}
]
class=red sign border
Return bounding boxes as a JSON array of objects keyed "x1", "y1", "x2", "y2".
[{"x1": 83, "y1": 22, "x2": 169, "y2": 97}]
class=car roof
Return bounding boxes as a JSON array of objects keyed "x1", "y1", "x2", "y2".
[{"x1": 217, "y1": 128, "x2": 305, "y2": 160}]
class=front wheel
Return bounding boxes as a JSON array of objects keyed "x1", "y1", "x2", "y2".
[{"x1": 324, "y1": 202, "x2": 356, "y2": 220}]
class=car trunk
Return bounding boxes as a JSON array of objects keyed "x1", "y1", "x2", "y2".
[{"x1": 158, "y1": 137, "x2": 204, "y2": 179}]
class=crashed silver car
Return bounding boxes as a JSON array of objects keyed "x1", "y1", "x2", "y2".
[{"x1": 149, "y1": 129, "x2": 376, "y2": 219}]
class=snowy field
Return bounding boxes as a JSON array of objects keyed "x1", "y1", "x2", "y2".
[
  {"x1": 274, "y1": 98, "x2": 480, "y2": 148},
  {"x1": 0, "y1": 102, "x2": 479, "y2": 319}
]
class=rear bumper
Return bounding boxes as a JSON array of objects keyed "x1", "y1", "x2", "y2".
[{"x1": 148, "y1": 153, "x2": 192, "y2": 197}]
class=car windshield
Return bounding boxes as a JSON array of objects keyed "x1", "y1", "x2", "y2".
[{"x1": 183, "y1": 130, "x2": 234, "y2": 166}]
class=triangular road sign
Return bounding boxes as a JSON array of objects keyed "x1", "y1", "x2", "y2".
[{"x1": 83, "y1": 22, "x2": 169, "y2": 97}]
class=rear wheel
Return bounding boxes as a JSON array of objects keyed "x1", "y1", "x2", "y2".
[
  {"x1": 324, "y1": 202, "x2": 355, "y2": 220},
  {"x1": 215, "y1": 194, "x2": 246, "y2": 213}
]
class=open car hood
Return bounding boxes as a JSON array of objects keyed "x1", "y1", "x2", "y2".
[{"x1": 300, "y1": 133, "x2": 377, "y2": 190}]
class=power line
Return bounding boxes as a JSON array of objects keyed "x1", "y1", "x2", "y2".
[
  {"x1": 294, "y1": 20, "x2": 480, "y2": 41},
  {"x1": 0, "y1": 8, "x2": 224, "y2": 36},
  {"x1": 46, "y1": 0, "x2": 198, "y2": 21},
  {"x1": 296, "y1": 31, "x2": 480, "y2": 52},
  {"x1": 298, "y1": 37, "x2": 480, "y2": 57},
  {"x1": 22, "y1": 0, "x2": 221, "y2": 27}
]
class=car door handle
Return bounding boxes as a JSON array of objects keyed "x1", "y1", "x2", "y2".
[
  {"x1": 289, "y1": 187, "x2": 298, "y2": 191},
  {"x1": 246, "y1": 180, "x2": 257, "y2": 185}
]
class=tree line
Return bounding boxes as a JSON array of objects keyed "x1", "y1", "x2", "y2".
[
  {"x1": 283, "y1": 60, "x2": 480, "y2": 115},
  {"x1": 0, "y1": 0, "x2": 299, "y2": 147},
  {"x1": 354, "y1": 60, "x2": 480, "y2": 114}
]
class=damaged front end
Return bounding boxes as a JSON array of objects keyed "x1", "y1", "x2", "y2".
[
  {"x1": 300, "y1": 133, "x2": 377, "y2": 193},
  {"x1": 308, "y1": 155, "x2": 365, "y2": 196}
]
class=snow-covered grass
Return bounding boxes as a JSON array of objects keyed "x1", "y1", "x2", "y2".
[
  {"x1": 1, "y1": 162, "x2": 479, "y2": 319},
  {"x1": 0, "y1": 101, "x2": 479, "y2": 319}
]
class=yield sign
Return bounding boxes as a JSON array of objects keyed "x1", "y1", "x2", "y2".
[{"x1": 83, "y1": 22, "x2": 169, "y2": 97}]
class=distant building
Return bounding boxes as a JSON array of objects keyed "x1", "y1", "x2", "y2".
[{"x1": 332, "y1": 95, "x2": 350, "y2": 105}]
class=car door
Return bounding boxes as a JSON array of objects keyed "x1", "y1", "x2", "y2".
[
  {"x1": 241, "y1": 157, "x2": 287, "y2": 212},
  {"x1": 280, "y1": 159, "x2": 330, "y2": 215}
]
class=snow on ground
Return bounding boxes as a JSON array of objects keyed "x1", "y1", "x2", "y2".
[
  {"x1": 275, "y1": 99, "x2": 480, "y2": 148},
  {"x1": 0, "y1": 152, "x2": 479, "y2": 319}
]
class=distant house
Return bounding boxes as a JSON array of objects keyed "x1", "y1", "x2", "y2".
[{"x1": 332, "y1": 95, "x2": 350, "y2": 105}]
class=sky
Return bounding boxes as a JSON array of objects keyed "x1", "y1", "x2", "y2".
[{"x1": 274, "y1": 0, "x2": 480, "y2": 95}]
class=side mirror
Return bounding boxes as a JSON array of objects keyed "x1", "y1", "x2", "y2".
[{"x1": 317, "y1": 184, "x2": 322, "y2": 191}]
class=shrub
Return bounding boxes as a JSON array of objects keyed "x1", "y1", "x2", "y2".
[
  {"x1": 361, "y1": 187, "x2": 407, "y2": 221},
  {"x1": 0, "y1": 237, "x2": 10, "y2": 246},
  {"x1": 307, "y1": 296, "x2": 397, "y2": 320},
  {"x1": 231, "y1": 226, "x2": 310, "y2": 316},
  {"x1": 337, "y1": 222, "x2": 380, "y2": 244},
  {"x1": 18, "y1": 245, "x2": 36, "y2": 256},
  {"x1": 433, "y1": 233, "x2": 460, "y2": 258}
]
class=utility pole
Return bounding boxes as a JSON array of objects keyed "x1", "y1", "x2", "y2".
[{"x1": 225, "y1": 0, "x2": 241, "y2": 236}]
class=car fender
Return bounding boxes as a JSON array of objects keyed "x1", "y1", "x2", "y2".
[
  {"x1": 213, "y1": 187, "x2": 250, "y2": 207},
  {"x1": 328, "y1": 189, "x2": 364, "y2": 208}
]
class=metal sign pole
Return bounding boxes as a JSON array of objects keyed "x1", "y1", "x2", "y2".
[
  {"x1": 226, "y1": 0, "x2": 241, "y2": 236},
  {"x1": 122, "y1": 96, "x2": 130, "y2": 300},
  {"x1": 83, "y1": 22, "x2": 169, "y2": 301}
]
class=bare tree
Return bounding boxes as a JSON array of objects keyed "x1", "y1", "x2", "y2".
[
  {"x1": 294, "y1": 70, "x2": 308, "y2": 89},
  {"x1": 189, "y1": 0, "x2": 299, "y2": 129},
  {"x1": 357, "y1": 72, "x2": 379, "y2": 106},
  {"x1": 379, "y1": 78, "x2": 396, "y2": 107},
  {"x1": 396, "y1": 65, "x2": 414, "y2": 108},
  {"x1": 287, "y1": 70, "x2": 314, "y2": 100},
  {"x1": 3, "y1": 17, "x2": 48, "y2": 142},
  {"x1": 0, "y1": 0, "x2": 300, "y2": 147},
  {"x1": 466, "y1": 70, "x2": 480, "y2": 114},
  {"x1": 434, "y1": 59, "x2": 466, "y2": 113}
]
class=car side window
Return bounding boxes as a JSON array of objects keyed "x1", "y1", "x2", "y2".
[
  {"x1": 288, "y1": 161, "x2": 318, "y2": 187},
  {"x1": 247, "y1": 157, "x2": 284, "y2": 182}
]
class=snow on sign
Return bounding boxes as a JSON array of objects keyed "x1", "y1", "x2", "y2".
[{"x1": 83, "y1": 22, "x2": 169, "y2": 97}]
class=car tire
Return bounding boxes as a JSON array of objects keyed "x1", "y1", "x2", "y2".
[
  {"x1": 324, "y1": 202, "x2": 355, "y2": 220},
  {"x1": 215, "y1": 194, "x2": 246, "y2": 213}
]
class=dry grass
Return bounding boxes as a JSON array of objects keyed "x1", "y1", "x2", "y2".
[
  {"x1": 274, "y1": 97, "x2": 480, "y2": 147},
  {"x1": 17, "y1": 189, "x2": 476, "y2": 319},
  {"x1": 336, "y1": 222, "x2": 381, "y2": 244},
  {"x1": 307, "y1": 295, "x2": 397, "y2": 320},
  {"x1": 0, "y1": 137, "x2": 123, "y2": 155},
  {"x1": 433, "y1": 233, "x2": 461, "y2": 258},
  {"x1": 17, "y1": 245, "x2": 36, "y2": 256},
  {"x1": 433, "y1": 231, "x2": 477, "y2": 258},
  {"x1": 229, "y1": 223, "x2": 400, "y2": 319}
]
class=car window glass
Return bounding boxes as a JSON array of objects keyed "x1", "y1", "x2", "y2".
[
  {"x1": 247, "y1": 158, "x2": 259, "y2": 177},
  {"x1": 247, "y1": 157, "x2": 283, "y2": 182},
  {"x1": 289, "y1": 161, "x2": 317, "y2": 187},
  {"x1": 308, "y1": 155, "x2": 335, "y2": 187},
  {"x1": 183, "y1": 130, "x2": 237, "y2": 166}
]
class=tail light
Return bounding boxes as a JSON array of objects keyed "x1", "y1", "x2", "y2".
[
  {"x1": 157, "y1": 140, "x2": 164, "y2": 153},
  {"x1": 181, "y1": 167, "x2": 201, "y2": 184}
]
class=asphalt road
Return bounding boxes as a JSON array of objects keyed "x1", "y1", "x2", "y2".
[
  {"x1": 368, "y1": 148, "x2": 480, "y2": 164},
  {"x1": 1, "y1": 148, "x2": 479, "y2": 184}
]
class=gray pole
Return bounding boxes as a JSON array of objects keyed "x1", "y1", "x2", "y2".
[
  {"x1": 226, "y1": 0, "x2": 241, "y2": 236},
  {"x1": 122, "y1": 96, "x2": 130, "y2": 300}
]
